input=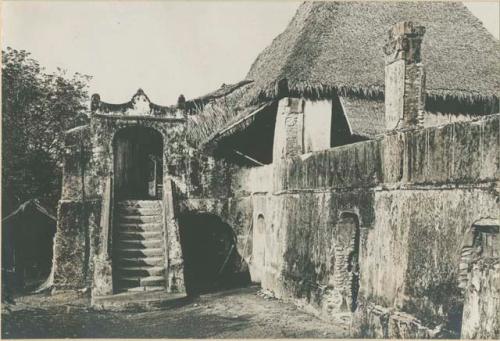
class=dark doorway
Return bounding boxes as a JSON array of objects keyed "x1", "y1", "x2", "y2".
[
  {"x1": 179, "y1": 213, "x2": 250, "y2": 295},
  {"x1": 113, "y1": 127, "x2": 163, "y2": 200}
]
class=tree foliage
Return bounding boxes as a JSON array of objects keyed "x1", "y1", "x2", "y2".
[{"x1": 2, "y1": 47, "x2": 91, "y2": 215}]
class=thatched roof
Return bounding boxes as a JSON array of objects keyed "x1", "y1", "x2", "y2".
[
  {"x1": 188, "y1": 1, "x2": 500, "y2": 147},
  {"x1": 186, "y1": 81, "x2": 261, "y2": 146},
  {"x1": 184, "y1": 80, "x2": 254, "y2": 111},
  {"x1": 242, "y1": 1, "x2": 500, "y2": 105}
]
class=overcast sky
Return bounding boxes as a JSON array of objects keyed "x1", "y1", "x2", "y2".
[{"x1": 2, "y1": 1, "x2": 499, "y2": 105}]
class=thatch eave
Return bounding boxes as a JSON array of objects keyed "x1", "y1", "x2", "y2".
[
  {"x1": 184, "y1": 80, "x2": 254, "y2": 111},
  {"x1": 202, "y1": 101, "x2": 275, "y2": 148},
  {"x1": 188, "y1": 1, "x2": 500, "y2": 148},
  {"x1": 245, "y1": 80, "x2": 499, "y2": 107},
  {"x1": 245, "y1": 2, "x2": 500, "y2": 108}
]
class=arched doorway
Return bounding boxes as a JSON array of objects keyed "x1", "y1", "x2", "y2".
[
  {"x1": 112, "y1": 126, "x2": 166, "y2": 293},
  {"x1": 178, "y1": 213, "x2": 250, "y2": 295},
  {"x1": 113, "y1": 126, "x2": 163, "y2": 200},
  {"x1": 250, "y1": 214, "x2": 266, "y2": 283}
]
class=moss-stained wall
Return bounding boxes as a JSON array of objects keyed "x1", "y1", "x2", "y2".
[
  {"x1": 461, "y1": 259, "x2": 500, "y2": 339},
  {"x1": 359, "y1": 188, "x2": 498, "y2": 336},
  {"x1": 189, "y1": 114, "x2": 499, "y2": 337},
  {"x1": 55, "y1": 102, "x2": 498, "y2": 337},
  {"x1": 278, "y1": 115, "x2": 499, "y2": 192},
  {"x1": 53, "y1": 125, "x2": 98, "y2": 289},
  {"x1": 54, "y1": 112, "x2": 190, "y2": 293}
]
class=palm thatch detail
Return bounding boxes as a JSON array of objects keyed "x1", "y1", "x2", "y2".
[
  {"x1": 188, "y1": 1, "x2": 500, "y2": 147},
  {"x1": 243, "y1": 1, "x2": 500, "y2": 106}
]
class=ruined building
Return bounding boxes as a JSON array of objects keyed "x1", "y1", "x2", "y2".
[{"x1": 53, "y1": 2, "x2": 499, "y2": 338}]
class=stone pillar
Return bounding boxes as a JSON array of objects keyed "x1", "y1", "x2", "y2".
[
  {"x1": 164, "y1": 179, "x2": 186, "y2": 294},
  {"x1": 91, "y1": 175, "x2": 113, "y2": 297},
  {"x1": 383, "y1": 21, "x2": 426, "y2": 130},
  {"x1": 88, "y1": 117, "x2": 114, "y2": 298},
  {"x1": 272, "y1": 97, "x2": 305, "y2": 192},
  {"x1": 272, "y1": 97, "x2": 305, "y2": 162}
]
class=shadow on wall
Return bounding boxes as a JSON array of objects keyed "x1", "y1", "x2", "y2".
[{"x1": 178, "y1": 213, "x2": 251, "y2": 296}]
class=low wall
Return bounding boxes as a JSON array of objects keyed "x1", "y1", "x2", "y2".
[{"x1": 278, "y1": 114, "x2": 498, "y2": 192}]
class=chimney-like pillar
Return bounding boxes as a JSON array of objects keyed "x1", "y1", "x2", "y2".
[{"x1": 383, "y1": 21, "x2": 426, "y2": 130}]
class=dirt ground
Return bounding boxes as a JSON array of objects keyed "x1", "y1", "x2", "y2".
[{"x1": 2, "y1": 286, "x2": 350, "y2": 338}]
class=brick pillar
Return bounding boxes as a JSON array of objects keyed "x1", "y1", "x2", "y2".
[{"x1": 383, "y1": 21, "x2": 426, "y2": 130}]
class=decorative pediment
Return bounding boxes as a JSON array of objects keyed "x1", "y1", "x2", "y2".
[
  {"x1": 129, "y1": 89, "x2": 152, "y2": 116},
  {"x1": 90, "y1": 89, "x2": 182, "y2": 118}
]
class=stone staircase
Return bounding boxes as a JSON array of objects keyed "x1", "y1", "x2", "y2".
[{"x1": 114, "y1": 200, "x2": 166, "y2": 292}]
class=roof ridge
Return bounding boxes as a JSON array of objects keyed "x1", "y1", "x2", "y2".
[{"x1": 245, "y1": 2, "x2": 315, "y2": 86}]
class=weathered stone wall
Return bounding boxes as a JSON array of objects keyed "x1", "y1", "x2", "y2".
[
  {"x1": 185, "y1": 151, "x2": 233, "y2": 199},
  {"x1": 282, "y1": 116, "x2": 498, "y2": 336},
  {"x1": 461, "y1": 259, "x2": 500, "y2": 339},
  {"x1": 55, "y1": 100, "x2": 498, "y2": 337},
  {"x1": 357, "y1": 188, "x2": 498, "y2": 337},
  {"x1": 179, "y1": 158, "x2": 273, "y2": 283},
  {"x1": 187, "y1": 113, "x2": 499, "y2": 337},
  {"x1": 423, "y1": 111, "x2": 476, "y2": 128},
  {"x1": 53, "y1": 125, "x2": 98, "y2": 289},
  {"x1": 279, "y1": 115, "x2": 498, "y2": 190},
  {"x1": 54, "y1": 113, "x2": 189, "y2": 294}
]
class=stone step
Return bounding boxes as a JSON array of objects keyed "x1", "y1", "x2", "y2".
[
  {"x1": 118, "y1": 231, "x2": 163, "y2": 240},
  {"x1": 117, "y1": 207, "x2": 162, "y2": 216},
  {"x1": 91, "y1": 290, "x2": 187, "y2": 311},
  {"x1": 118, "y1": 276, "x2": 165, "y2": 288},
  {"x1": 119, "y1": 256, "x2": 164, "y2": 267},
  {"x1": 118, "y1": 239, "x2": 163, "y2": 249},
  {"x1": 118, "y1": 200, "x2": 162, "y2": 209},
  {"x1": 118, "y1": 223, "x2": 163, "y2": 232},
  {"x1": 119, "y1": 215, "x2": 163, "y2": 224},
  {"x1": 117, "y1": 248, "x2": 164, "y2": 258},
  {"x1": 125, "y1": 286, "x2": 165, "y2": 293},
  {"x1": 116, "y1": 266, "x2": 165, "y2": 277}
]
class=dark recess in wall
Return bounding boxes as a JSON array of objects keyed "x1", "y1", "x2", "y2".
[
  {"x1": 178, "y1": 213, "x2": 251, "y2": 295},
  {"x1": 214, "y1": 102, "x2": 278, "y2": 166}
]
